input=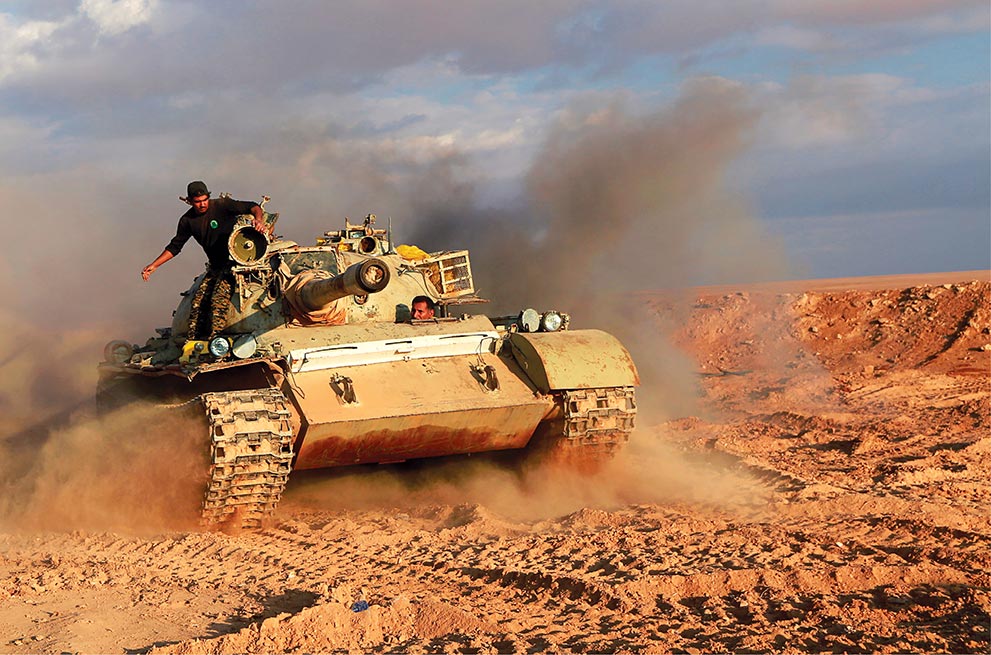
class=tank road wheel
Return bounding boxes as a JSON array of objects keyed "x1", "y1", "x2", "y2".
[
  {"x1": 199, "y1": 389, "x2": 296, "y2": 530},
  {"x1": 532, "y1": 386, "x2": 637, "y2": 474}
]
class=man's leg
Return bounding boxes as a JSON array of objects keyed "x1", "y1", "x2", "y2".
[
  {"x1": 188, "y1": 270, "x2": 218, "y2": 340},
  {"x1": 207, "y1": 271, "x2": 234, "y2": 339}
]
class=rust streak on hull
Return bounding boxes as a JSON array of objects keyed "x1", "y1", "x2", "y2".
[{"x1": 294, "y1": 405, "x2": 545, "y2": 468}]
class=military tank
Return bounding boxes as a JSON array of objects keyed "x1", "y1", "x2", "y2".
[{"x1": 98, "y1": 205, "x2": 638, "y2": 528}]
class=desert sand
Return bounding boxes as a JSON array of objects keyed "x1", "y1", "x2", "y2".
[{"x1": 0, "y1": 271, "x2": 988, "y2": 654}]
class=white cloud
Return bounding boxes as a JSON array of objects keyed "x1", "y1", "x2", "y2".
[
  {"x1": 79, "y1": 0, "x2": 157, "y2": 36},
  {"x1": 0, "y1": 13, "x2": 61, "y2": 82},
  {"x1": 471, "y1": 126, "x2": 526, "y2": 150},
  {"x1": 756, "y1": 74, "x2": 909, "y2": 149}
]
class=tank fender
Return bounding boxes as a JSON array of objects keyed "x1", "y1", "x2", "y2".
[{"x1": 507, "y1": 329, "x2": 639, "y2": 393}]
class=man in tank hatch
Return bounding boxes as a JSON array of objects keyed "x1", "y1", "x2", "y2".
[
  {"x1": 411, "y1": 295, "x2": 436, "y2": 320},
  {"x1": 141, "y1": 180, "x2": 268, "y2": 339}
]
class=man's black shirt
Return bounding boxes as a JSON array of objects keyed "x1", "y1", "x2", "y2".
[{"x1": 165, "y1": 197, "x2": 259, "y2": 270}]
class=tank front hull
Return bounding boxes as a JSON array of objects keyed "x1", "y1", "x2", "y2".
[
  {"x1": 294, "y1": 404, "x2": 549, "y2": 468},
  {"x1": 288, "y1": 350, "x2": 553, "y2": 469}
]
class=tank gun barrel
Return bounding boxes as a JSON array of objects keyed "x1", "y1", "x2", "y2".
[{"x1": 298, "y1": 258, "x2": 391, "y2": 311}]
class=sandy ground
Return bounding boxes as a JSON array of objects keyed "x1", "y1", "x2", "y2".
[{"x1": 0, "y1": 271, "x2": 988, "y2": 654}]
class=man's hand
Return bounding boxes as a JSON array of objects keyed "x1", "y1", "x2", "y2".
[
  {"x1": 142, "y1": 250, "x2": 173, "y2": 280},
  {"x1": 250, "y1": 205, "x2": 269, "y2": 235}
]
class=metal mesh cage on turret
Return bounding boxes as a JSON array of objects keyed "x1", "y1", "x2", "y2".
[{"x1": 417, "y1": 250, "x2": 475, "y2": 297}]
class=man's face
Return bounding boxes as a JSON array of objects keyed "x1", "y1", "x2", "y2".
[
  {"x1": 412, "y1": 301, "x2": 434, "y2": 320},
  {"x1": 190, "y1": 194, "x2": 210, "y2": 214}
]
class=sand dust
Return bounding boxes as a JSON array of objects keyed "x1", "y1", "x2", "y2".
[{"x1": 0, "y1": 272, "x2": 988, "y2": 653}]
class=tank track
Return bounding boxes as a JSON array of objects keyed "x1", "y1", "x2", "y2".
[
  {"x1": 199, "y1": 388, "x2": 295, "y2": 529},
  {"x1": 559, "y1": 386, "x2": 637, "y2": 456}
]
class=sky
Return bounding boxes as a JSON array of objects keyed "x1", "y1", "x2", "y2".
[{"x1": 0, "y1": 0, "x2": 988, "y2": 332}]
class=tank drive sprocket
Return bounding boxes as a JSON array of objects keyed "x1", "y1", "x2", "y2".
[{"x1": 199, "y1": 388, "x2": 295, "y2": 529}]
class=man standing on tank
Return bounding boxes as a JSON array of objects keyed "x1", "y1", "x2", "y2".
[{"x1": 142, "y1": 181, "x2": 268, "y2": 339}]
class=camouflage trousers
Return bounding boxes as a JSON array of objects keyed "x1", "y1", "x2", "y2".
[{"x1": 188, "y1": 267, "x2": 234, "y2": 340}]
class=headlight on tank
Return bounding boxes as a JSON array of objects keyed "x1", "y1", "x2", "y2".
[
  {"x1": 209, "y1": 336, "x2": 231, "y2": 358},
  {"x1": 519, "y1": 308, "x2": 540, "y2": 333},
  {"x1": 540, "y1": 311, "x2": 563, "y2": 332},
  {"x1": 231, "y1": 334, "x2": 258, "y2": 359}
]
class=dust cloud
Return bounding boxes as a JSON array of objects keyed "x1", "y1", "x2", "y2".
[
  {"x1": 283, "y1": 426, "x2": 769, "y2": 523},
  {"x1": 411, "y1": 78, "x2": 791, "y2": 420},
  {"x1": 370, "y1": 78, "x2": 795, "y2": 515},
  {"x1": 412, "y1": 78, "x2": 788, "y2": 305},
  {"x1": 0, "y1": 310, "x2": 207, "y2": 533},
  {"x1": 0, "y1": 401, "x2": 206, "y2": 534}
]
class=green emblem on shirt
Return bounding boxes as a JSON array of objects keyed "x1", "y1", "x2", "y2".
[{"x1": 209, "y1": 219, "x2": 218, "y2": 229}]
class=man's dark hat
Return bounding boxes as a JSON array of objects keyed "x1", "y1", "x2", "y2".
[{"x1": 186, "y1": 180, "x2": 210, "y2": 198}]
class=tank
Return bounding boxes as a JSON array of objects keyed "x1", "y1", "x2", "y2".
[{"x1": 98, "y1": 207, "x2": 638, "y2": 528}]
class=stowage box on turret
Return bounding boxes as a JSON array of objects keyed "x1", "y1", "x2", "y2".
[{"x1": 98, "y1": 206, "x2": 638, "y2": 528}]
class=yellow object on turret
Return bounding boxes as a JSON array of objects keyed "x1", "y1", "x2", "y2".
[{"x1": 396, "y1": 244, "x2": 430, "y2": 260}]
